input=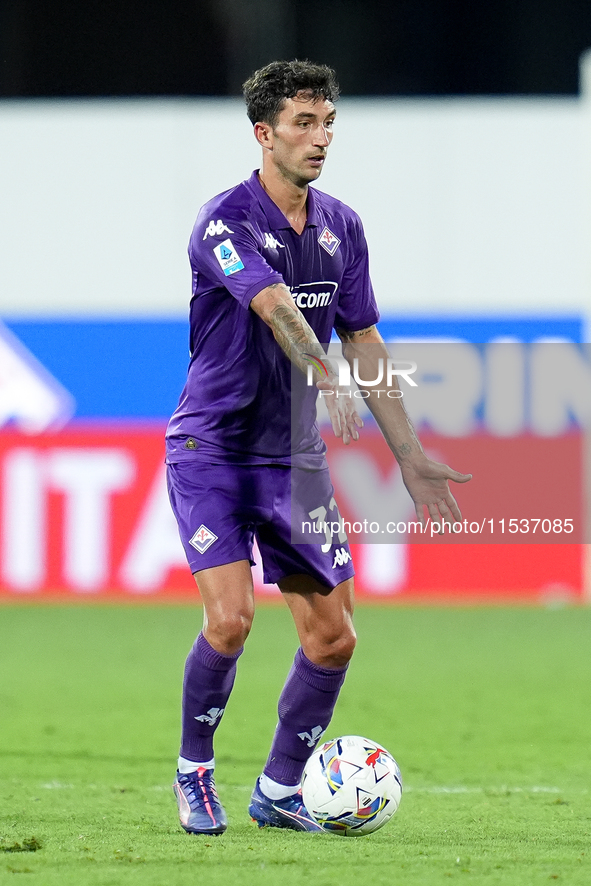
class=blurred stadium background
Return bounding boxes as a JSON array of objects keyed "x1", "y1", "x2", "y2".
[{"x1": 1, "y1": 0, "x2": 590, "y2": 604}]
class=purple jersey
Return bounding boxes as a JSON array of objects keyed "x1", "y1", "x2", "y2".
[{"x1": 165, "y1": 170, "x2": 379, "y2": 466}]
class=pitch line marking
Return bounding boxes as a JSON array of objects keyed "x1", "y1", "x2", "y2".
[
  {"x1": 405, "y1": 785, "x2": 561, "y2": 794},
  {"x1": 38, "y1": 782, "x2": 572, "y2": 796}
]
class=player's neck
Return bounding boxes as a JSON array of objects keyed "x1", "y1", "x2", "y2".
[{"x1": 258, "y1": 169, "x2": 308, "y2": 235}]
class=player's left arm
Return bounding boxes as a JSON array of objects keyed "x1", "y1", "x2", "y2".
[
  {"x1": 251, "y1": 282, "x2": 363, "y2": 444},
  {"x1": 336, "y1": 324, "x2": 472, "y2": 527}
]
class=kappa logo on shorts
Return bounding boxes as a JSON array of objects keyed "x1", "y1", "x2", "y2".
[
  {"x1": 318, "y1": 226, "x2": 341, "y2": 256},
  {"x1": 332, "y1": 547, "x2": 352, "y2": 568},
  {"x1": 189, "y1": 524, "x2": 218, "y2": 554},
  {"x1": 213, "y1": 239, "x2": 245, "y2": 276}
]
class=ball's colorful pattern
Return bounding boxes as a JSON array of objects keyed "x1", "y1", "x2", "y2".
[{"x1": 302, "y1": 735, "x2": 403, "y2": 837}]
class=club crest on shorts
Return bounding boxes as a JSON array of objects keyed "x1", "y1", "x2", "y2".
[
  {"x1": 318, "y1": 226, "x2": 341, "y2": 256},
  {"x1": 189, "y1": 524, "x2": 218, "y2": 554}
]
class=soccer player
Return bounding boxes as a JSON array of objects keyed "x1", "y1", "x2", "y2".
[{"x1": 166, "y1": 60, "x2": 471, "y2": 835}]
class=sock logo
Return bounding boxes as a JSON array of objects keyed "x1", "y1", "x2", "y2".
[
  {"x1": 297, "y1": 725, "x2": 324, "y2": 748},
  {"x1": 194, "y1": 707, "x2": 224, "y2": 726}
]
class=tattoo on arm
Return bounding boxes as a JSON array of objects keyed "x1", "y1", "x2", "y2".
[
  {"x1": 270, "y1": 302, "x2": 311, "y2": 353},
  {"x1": 368, "y1": 387, "x2": 423, "y2": 462},
  {"x1": 391, "y1": 423, "x2": 423, "y2": 462},
  {"x1": 269, "y1": 302, "x2": 330, "y2": 379},
  {"x1": 336, "y1": 325, "x2": 377, "y2": 344}
]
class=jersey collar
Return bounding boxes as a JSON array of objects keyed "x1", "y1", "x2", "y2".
[{"x1": 247, "y1": 170, "x2": 319, "y2": 231}]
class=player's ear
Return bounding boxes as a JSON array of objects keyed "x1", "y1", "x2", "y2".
[{"x1": 254, "y1": 122, "x2": 273, "y2": 150}]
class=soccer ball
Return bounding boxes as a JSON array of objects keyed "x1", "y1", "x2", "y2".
[{"x1": 302, "y1": 735, "x2": 402, "y2": 836}]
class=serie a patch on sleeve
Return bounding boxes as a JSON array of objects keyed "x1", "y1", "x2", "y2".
[{"x1": 213, "y1": 239, "x2": 245, "y2": 276}]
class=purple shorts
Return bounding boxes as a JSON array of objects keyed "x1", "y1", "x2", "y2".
[{"x1": 166, "y1": 460, "x2": 354, "y2": 590}]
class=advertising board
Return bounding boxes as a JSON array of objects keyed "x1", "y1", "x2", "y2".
[{"x1": 0, "y1": 316, "x2": 585, "y2": 602}]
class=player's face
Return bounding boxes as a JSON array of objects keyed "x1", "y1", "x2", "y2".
[{"x1": 268, "y1": 94, "x2": 336, "y2": 187}]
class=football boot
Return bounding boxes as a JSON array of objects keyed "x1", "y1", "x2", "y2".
[
  {"x1": 248, "y1": 778, "x2": 323, "y2": 832},
  {"x1": 173, "y1": 767, "x2": 227, "y2": 835}
]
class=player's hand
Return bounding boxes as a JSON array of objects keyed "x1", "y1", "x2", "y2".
[
  {"x1": 316, "y1": 376, "x2": 364, "y2": 445},
  {"x1": 399, "y1": 456, "x2": 472, "y2": 530}
]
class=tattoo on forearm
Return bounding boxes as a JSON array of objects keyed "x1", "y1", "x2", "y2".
[
  {"x1": 270, "y1": 302, "x2": 311, "y2": 352},
  {"x1": 269, "y1": 302, "x2": 329, "y2": 379},
  {"x1": 391, "y1": 424, "x2": 423, "y2": 461},
  {"x1": 371, "y1": 393, "x2": 424, "y2": 462}
]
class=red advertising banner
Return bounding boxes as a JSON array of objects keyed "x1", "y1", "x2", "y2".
[{"x1": 0, "y1": 426, "x2": 582, "y2": 602}]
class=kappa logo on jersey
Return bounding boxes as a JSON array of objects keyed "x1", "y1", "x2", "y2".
[
  {"x1": 297, "y1": 725, "x2": 324, "y2": 747},
  {"x1": 290, "y1": 280, "x2": 338, "y2": 310},
  {"x1": 203, "y1": 219, "x2": 234, "y2": 240},
  {"x1": 318, "y1": 226, "x2": 341, "y2": 256},
  {"x1": 213, "y1": 239, "x2": 245, "y2": 276},
  {"x1": 194, "y1": 707, "x2": 225, "y2": 726},
  {"x1": 263, "y1": 233, "x2": 285, "y2": 250},
  {"x1": 332, "y1": 547, "x2": 352, "y2": 568},
  {"x1": 189, "y1": 524, "x2": 218, "y2": 554}
]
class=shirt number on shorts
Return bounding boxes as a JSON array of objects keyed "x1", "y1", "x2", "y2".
[{"x1": 308, "y1": 498, "x2": 348, "y2": 553}]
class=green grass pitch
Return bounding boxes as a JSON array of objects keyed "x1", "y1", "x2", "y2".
[{"x1": 1, "y1": 602, "x2": 591, "y2": 885}]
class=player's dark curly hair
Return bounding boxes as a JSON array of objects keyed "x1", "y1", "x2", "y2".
[{"x1": 243, "y1": 60, "x2": 339, "y2": 128}]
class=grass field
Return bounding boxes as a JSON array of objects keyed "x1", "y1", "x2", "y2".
[{"x1": 1, "y1": 603, "x2": 591, "y2": 886}]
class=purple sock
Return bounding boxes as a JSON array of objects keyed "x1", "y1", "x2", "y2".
[
  {"x1": 180, "y1": 632, "x2": 242, "y2": 763},
  {"x1": 263, "y1": 647, "x2": 348, "y2": 786}
]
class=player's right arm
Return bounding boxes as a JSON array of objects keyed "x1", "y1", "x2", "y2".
[{"x1": 250, "y1": 282, "x2": 363, "y2": 444}]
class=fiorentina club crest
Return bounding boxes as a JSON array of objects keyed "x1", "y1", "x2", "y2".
[
  {"x1": 189, "y1": 524, "x2": 218, "y2": 554},
  {"x1": 318, "y1": 226, "x2": 341, "y2": 256}
]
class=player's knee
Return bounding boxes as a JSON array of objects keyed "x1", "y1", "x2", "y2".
[
  {"x1": 207, "y1": 610, "x2": 253, "y2": 655},
  {"x1": 309, "y1": 623, "x2": 357, "y2": 669},
  {"x1": 330, "y1": 627, "x2": 357, "y2": 667}
]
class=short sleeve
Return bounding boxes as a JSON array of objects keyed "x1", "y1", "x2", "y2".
[
  {"x1": 189, "y1": 209, "x2": 284, "y2": 309},
  {"x1": 334, "y1": 214, "x2": 380, "y2": 332}
]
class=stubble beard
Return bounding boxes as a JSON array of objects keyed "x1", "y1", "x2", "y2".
[{"x1": 277, "y1": 158, "x2": 324, "y2": 191}]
